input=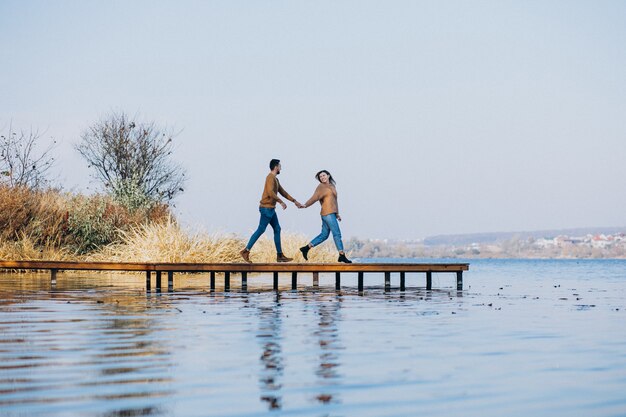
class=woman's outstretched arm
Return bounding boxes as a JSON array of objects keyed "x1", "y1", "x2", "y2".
[{"x1": 302, "y1": 184, "x2": 322, "y2": 208}]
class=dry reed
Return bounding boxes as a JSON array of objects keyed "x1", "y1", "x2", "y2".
[
  {"x1": 0, "y1": 184, "x2": 169, "y2": 255},
  {"x1": 0, "y1": 219, "x2": 341, "y2": 263},
  {"x1": 0, "y1": 185, "x2": 342, "y2": 263},
  {"x1": 89, "y1": 220, "x2": 338, "y2": 263},
  {"x1": 0, "y1": 234, "x2": 73, "y2": 261}
]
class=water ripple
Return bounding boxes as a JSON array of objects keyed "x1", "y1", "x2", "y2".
[{"x1": 0, "y1": 260, "x2": 625, "y2": 416}]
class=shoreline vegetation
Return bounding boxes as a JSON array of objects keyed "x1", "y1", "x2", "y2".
[
  {"x1": 2, "y1": 186, "x2": 623, "y2": 265},
  {"x1": 0, "y1": 185, "x2": 337, "y2": 265}
]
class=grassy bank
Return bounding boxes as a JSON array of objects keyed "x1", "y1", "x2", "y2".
[
  {"x1": 88, "y1": 221, "x2": 336, "y2": 263},
  {"x1": 0, "y1": 186, "x2": 337, "y2": 263}
]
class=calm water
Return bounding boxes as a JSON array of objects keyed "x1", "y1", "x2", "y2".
[{"x1": 1, "y1": 259, "x2": 625, "y2": 417}]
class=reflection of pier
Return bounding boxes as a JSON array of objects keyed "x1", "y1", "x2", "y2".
[
  {"x1": 253, "y1": 293, "x2": 344, "y2": 410},
  {"x1": 256, "y1": 294, "x2": 284, "y2": 410},
  {"x1": 0, "y1": 261, "x2": 469, "y2": 292},
  {"x1": 312, "y1": 294, "x2": 342, "y2": 405}
]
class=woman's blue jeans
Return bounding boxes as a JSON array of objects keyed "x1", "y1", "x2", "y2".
[
  {"x1": 246, "y1": 207, "x2": 282, "y2": 253},
  {"x1": 310, "y1": 213, "x2": 344, "y2": 252}
]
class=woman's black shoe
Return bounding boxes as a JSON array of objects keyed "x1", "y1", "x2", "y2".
[
  {"x1": 300, "y1": 245, "x2": 310, "y2": 261},
  {"x1": 338, "y1": 253, "x2": 352, "y2": 263}
]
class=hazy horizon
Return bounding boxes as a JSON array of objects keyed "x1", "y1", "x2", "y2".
[{"x1": 2, "y1": 0, "x2": 625, "y2": 240}]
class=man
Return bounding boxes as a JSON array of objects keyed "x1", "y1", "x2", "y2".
[{"x1": 240, "y1": 159, "x2": 303, "y2": 263}]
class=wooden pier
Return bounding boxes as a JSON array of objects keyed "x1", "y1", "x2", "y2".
[{"x1": 0, "y1": 261, "x2": 469, "y2": 292}]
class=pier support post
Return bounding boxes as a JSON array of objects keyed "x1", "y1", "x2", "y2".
[
  {"x1": 358, "y1": 272, "x2": 364, "y2": 292},
  {"x1": 168, "y1": 272, "x2": 174, "y2": 292},
  {"x1": 426, "y1": 271, "x2": 432, "y2": 290},
  {"x1": 156, "y1": 271, "x2": 162, "y2": 292},
  {"x1": 146, "y1": 271, "x2": 151, "y2": 291},
  {"x1": 273, "y1": 272, "x2": 279, "y2": 291},
  {"x1": 312, "y1": 272, "x2": 319, "y2": 287},
  {"x1": 384, "y1": 272, "x2": 391, "y2": 292},
  {"x1": 400, "y1": 272, "x2": 406, "y2": 291},
  {"x1": 224, "y1": 272, "x2": 230, "y2": 292},
  {"x1": 456, "y1": 271, "x2": 463, "y2": 291},
  {"x1": 210, "y1": 271, "x2": 215, "y2": 291},
  {"x1": 291, "y1": 272, "x2": 297, "y2": 290},
  {"x1": 241, "y1": 272, "x2": 247, "y2": 291},
  {"x1": 50, "y1": 269, "x2": 57, "y2": 285},
  {"x1": 335, "y1": 272, "x2": 341, "y2": 290}
]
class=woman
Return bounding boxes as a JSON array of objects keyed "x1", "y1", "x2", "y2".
[{"x1": 299, "y1": 170, "x2": 352, "y2": 263}]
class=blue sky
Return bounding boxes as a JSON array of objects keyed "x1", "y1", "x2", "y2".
[{"x1": 2, "y1": 0, "x2": 625, "y2": 239}]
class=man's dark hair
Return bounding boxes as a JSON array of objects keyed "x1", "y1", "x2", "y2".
[{"x1": 269, "y1": 159, "x2": 280, "y2": 170}]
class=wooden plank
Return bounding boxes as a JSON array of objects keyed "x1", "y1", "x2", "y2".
[
  {"x1": 150, "y1": 263, "x2": 469, "y2": 273},
  {"x1": 0, "y1": 260, "x2": 469, "y2": 273},
  {"x1": 0, "y1": 260, "x2": 153, "y2": 271}
]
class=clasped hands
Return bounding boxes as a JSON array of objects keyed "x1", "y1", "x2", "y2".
[
  {"x1": 279, "y1": 201, "x2": 304, "y2": 210},
  {"x1": 282, "y1": 201, "x2": 341, "y2": 221}
]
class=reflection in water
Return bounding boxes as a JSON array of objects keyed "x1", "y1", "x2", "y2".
[
  {"x1": 0, "y1": 274, "x2": 173, "y2": 417},
  {"x1": 255, "y1": 292, "x2": 344, "y2": 410},
  {"x1": 313, "y1": 294, "x2": 343, "y2": 405},
  {"x1": 101, "y1": 406, "x2": 162, "y2": 417},
  {"x1": 2, "y1": 261, "x2": 626, "y2": 417},
  {"x1": 256, "y1": 294, "x2": 284, "y2": 410}
]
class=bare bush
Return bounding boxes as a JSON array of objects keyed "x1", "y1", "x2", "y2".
[
  {"x1": 76, "y1": 112, "x2": 186, "y2": 209},
  {"x1": 0, "y1": 122, "x2": 55, "y2": 189}
]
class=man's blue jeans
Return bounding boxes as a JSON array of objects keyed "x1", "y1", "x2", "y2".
[
  {"x1": 246, "y1": 207, "x2": 282, "y2": 253},
  {"x1": 310, "y1": 213, "x2": 344, "y2": 252}
]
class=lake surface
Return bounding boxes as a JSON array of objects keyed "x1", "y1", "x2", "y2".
[{"x1": 1, "y1": 259, "x2": 625, "y2": 417}]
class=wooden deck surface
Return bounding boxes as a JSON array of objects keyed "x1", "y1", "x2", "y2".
[{"x1": 0, "y1": 260, "x2": 468, "y2": 273}]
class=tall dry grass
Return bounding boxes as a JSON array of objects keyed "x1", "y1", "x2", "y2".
[
  {"x1": 89, "y1": 221, "x2": 338, "y2": 263},
  {"x1": 0, "y1": 186, "x2": 66, "y2": 247},
  {"x1": 0, "y1": 185, "x2": 341, "y2": 263},
  {"x1": 0, "y1": 235, "x2": 73, "y2": 261},
  {"x1": 0, "y1": 185, "x2": 169, "y2": 256}
]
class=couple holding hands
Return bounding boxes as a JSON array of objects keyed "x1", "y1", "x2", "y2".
[{"x1": 240, "y1": 158, "x2": 352, "y2": 264}]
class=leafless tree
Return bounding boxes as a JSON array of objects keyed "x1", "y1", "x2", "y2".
[
  {"x1": 76, "y1": 112, "x2": 186, "y2": 209},
  {"x1": 0, "y1": 122, "x2": 56, "y2": 189}
]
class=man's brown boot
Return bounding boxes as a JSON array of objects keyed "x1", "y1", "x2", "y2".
[
  {"x1": 276, "y1": 253, "x2": 293, "y2": 262},
  {"x1": 240, "y1": 248, "x2": 252, "y2": 263}
]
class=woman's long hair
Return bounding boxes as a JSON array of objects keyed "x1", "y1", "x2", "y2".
[{"x1": 315, "y1": 170, "x2": 336, "y2": 185}]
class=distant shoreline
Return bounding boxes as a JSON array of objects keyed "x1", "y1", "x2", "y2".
[{"x1": 346, "y1": 228, "x2": 626, "y2": 260}]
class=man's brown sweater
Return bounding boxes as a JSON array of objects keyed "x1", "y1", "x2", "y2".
[
  {"x1": 304, "y1": 183, "x2": 339, "y2": 216},
  {"x1": 260, "y1": 173, "x2": 295, "y2": 208}
]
